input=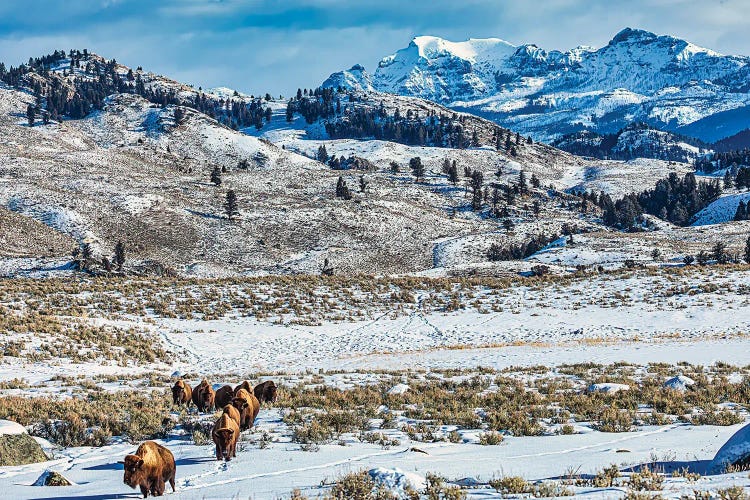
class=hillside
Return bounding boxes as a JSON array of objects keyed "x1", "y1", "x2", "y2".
[
  {"x1": 324, "y1": 28, "x2": 750, "y2": 143},
  {"x1": 1, "y1": 51, "x2": 747, "y2": 278},
  {"x1": 552, "y1": 123, "x2": 710, "y2": 163}
]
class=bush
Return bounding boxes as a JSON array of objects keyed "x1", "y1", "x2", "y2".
[
  {"x1": 478, "y1": 431, "x2": 504, "y2": 445},
  {"x1": 627, "y1": 468, "x2": 664, "y2": 491},
  {"x1": 593, "y1": 408, "x2": 635, "y2": 433}
]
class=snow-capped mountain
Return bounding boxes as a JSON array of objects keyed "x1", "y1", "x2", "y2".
[
  {"x1": 323, "y1": 28, "x2": 750, "y2": 143},
  {"x1": 321, "y1": 64, "x2": 374, "y2": 92}
]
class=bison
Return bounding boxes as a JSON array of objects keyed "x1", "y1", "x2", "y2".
[
  {"x1": 232, "y1": 388, "x2": 260, "y2": 431},
  {"x1": 171, "y1": 380, "x2": 192, "y2": 407},
  {"x1": 254, "y1": 380, "x2": 278, "y2": 404},
  {"x1": 121, "y1": 441, "x2": 176, "y2": 498},
  {"x1": 212, "y1": 412, "x2": 239, "y2": 461},
  {"x1": 221, "y1": 403, "x2": 241, "y2": 428},
  {"x1": 233, "y1": 380, "x2": 252, "y2": 395},
  {"x1": 192, "y1": 379, "x2": 215, "y2": 413},
  {"x1": 214, "y1": 385, "x2": 234, "y2": 409}
]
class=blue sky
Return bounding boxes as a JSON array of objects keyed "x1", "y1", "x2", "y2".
[{"x1": 0, "y1": 0, "x2": 747, "y2": 96}]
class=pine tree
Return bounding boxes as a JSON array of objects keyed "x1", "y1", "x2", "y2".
[
  {"x1": 210, "y1": 166, "x2": 222, "y2": 186},
  {"x1": 224, "y1": 190, "x2": 239, "y2": 219},
  {"x1": 470, "y1": 170, "x2": 484, "y2": 211},
  {"x1": 713, "y1": 241, "x2": 728, "y2": 264},
  {"x1": 80, "y1": 242, "x2": 93, "y2": 271},
  {"x1": 321, "y1": 258, "x2": 334, "y2": 276},
  {"x1": 317, "y1": 145, "x2": 328, "y2": 163},
  {"x1": 447, "y1": 165, "x2": 459, "y2": 186},
  {"x1": 530, "y1": 173, "x2": 540, "y2": 188},
  {"x1": 114, "y1": 241, "x2": 126, "y2": 272},
  {"x1": 389, "y1": 161, "x2": 400, "y2": 174},
  {"x1": 724, "y1": 170, "x2": 734, "y2": 189},
  {"x1": 734, "y1": 201, "x2": 747, "y2": 221},
  {"x1": 335, "y1": 176, "x2": 352, "y2": 200},
  {"x1": 285, "y1": 100, "x2": 294, "y2": 122},
  {"x1": 26, "y1": 104, "x2": 35, "y2": 127},
  {"x1": 410, "y1": 157, "x2": 425, "y2": 182},
  {"x1": 744, "y1": 236, "x2": 750, "y2": 264}
]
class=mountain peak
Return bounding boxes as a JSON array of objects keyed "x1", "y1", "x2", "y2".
[{"x1": 609, "y1": 27, "x2": 658, "y2": 45}]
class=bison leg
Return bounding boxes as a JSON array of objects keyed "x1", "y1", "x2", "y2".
[
  {"x1": 140, "y1": 484, "x2": 150, "y2": 498},
  {"x1": 169, "y1": 471, "x2": 176, "y2": 493},
  {"x1": 153, "y1": 476, "x2": 166, "y2": 496},
  {"x1": 215, "y1": 444, "x2": 223, "y2": 461}
]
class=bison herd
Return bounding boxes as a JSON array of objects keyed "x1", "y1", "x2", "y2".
[{"x1": 123, "y1": 378, "x2": 277, "y2": 497}]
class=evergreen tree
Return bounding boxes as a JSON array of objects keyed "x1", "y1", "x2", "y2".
[
  {"x1": 358, "y1": 176, "x2": 369, "y2": 193},
  {"x1": 210, "y1": 166, "x2": 222, "y2": 186},
  {"x1": 724, "y1": 170, "x2": 734, "y2": 189},
  {"x1": 389, "y1": 161, "x2": 400, "y2": 174},
  {"x1": 335, "y1": 176, "x2": 352, "y2": 200},
  {"x1": 470, "y1": 170, "x2": 484, "y2": 211},
  {"x1": 409, "y1": 157, "x2": 425, "y2": 182},
  {"x1": 532, "y1": 200, "x2": 541, "y2": 216},
  {"x1": 114, "y1": 241, "x2": 126, "y2": 272},
  {"x1": 447, "y1": 164, "x2": 459, "y2": 186},
  {"x1": 713, "y1": 241, "x2": 728, "y2": 264},
  {"x1": 174, "y1": 107, "x2": 185, "y2": 125},
  {"x1": 530, "y1": 173, "x2": 540, "y2": 188},
  {"x1": 317, "y1": 145, "x2": 328, "y2": 163},
  {"x1": 744, "y1": 236, "x2": 750, "y2": 264},
  {"x1": 26, "y1": 103, "x2": 35, "y2": 126},
  {"x1": 285, "y1": 100, "x2": 294, "y2": 122},
  {"x1": 80, "y1": 242, "x2": 93, "y2": 271},
  {"x1": 224, "y1": 189, "x2": 239, "y2": 219},
  {"x1": 321, "y1": 257, "x2": 334, "y2": 276},
  {"x1": 696, "y1": 250, "x2": 709, "y2": 265},
  {"x1": 734, "y1": 201, "x2": 747, "y2": 221}
]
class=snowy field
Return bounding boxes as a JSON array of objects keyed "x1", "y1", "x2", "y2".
[{"x1": 1, "y1": 270, "x2": 750, "y2": 498}]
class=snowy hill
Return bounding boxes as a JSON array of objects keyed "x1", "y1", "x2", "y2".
[
  {"x1": 552, "y1": 123, "x2": 709, "y2": 162},
  {"x1": 324, "y1": 28, "x2": 750, "y2": 143}
]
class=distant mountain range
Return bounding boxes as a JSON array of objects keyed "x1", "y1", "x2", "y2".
[{"x1": 323, "y1": 28, "x2": 750, "y2": 144}]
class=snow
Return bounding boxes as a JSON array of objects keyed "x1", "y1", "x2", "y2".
[
  {"x1": 588, "y1": 383, "x2": 630, "y2": 393},
  {"x1": 368, "y1": 467, "x2": 426, "y2": 494},
  {"x1": 386, "y1": 383, "x2": 410, "y2": 395},
  {"x1": 710, "y1": 422, "x2": 750, "y2": 473},
  {"x1": 328, "y1": 29, "x2": 750, "y2": 142},
  {"x1": 664, "y1": 375, "x2": 696, "y2": 391},
  {"x1": 0, "y1": 420, "x2": 27, "y2": 436},
  {"x1": 692, "y1": 191, "x2": 750, "y2": 226}
]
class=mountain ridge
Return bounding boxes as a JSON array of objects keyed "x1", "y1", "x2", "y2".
[{"x1": 322, "y1": 28, "x2": 750, "y2": 143}]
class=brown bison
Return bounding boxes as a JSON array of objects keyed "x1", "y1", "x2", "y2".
[
  {"x1": 192, "y1": 379, "x2": 215, "y2": 413},
  {"x1": 233, "y1": 380, "x2": 252, "y2": 395},
  {"x1": 232, "y1": 388, "x2": 260, "y2": 431},
  {"x1": 221, "y1": 404, "x2": 241, "y2": 428},
  {"x1": 121, "y1": 441, "x2": 176, "y2": 498},
  {"x1": 212, "y1": 412, "x2": 239, "y2": 461},
  {"x1": 254, "y1": 380, "x2": 278, "y2": 404},
  {"x1": 214, "y1": 385, "x2": 234, "y2": 409},
  {"x1": 171, "y1": 380, "x2": 192, "y2": 406}
]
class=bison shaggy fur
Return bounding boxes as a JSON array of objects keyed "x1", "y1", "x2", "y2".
[
  {"x1": 171, "y1": 380, "x2": 192, "y2": 406},
  {"x1": 254, "y1": 380, "x2": 278, "y2": 404},
  {"x1": 122, "y1": 441, "x2": 176, "y2": 498},
  {"x1": 232, "y1": 388, "x2": 260, "y2": 431},
  {"x1": 214, "y1": 385, "x2": 234, "y2": 409},
  {"x1": 212, "y1": 412, "x2": 239, "y2": 461},
  {"x1": 192, "y1": 379, "x2": 215, "y2": 413}
]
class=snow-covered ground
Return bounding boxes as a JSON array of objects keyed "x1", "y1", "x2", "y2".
[
  {"x1": 2, "y1": 414, "x2": 749, "y2": 499},
  {"x1": 1, "y1": 269, "x2": 750, "y2": 497}
]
